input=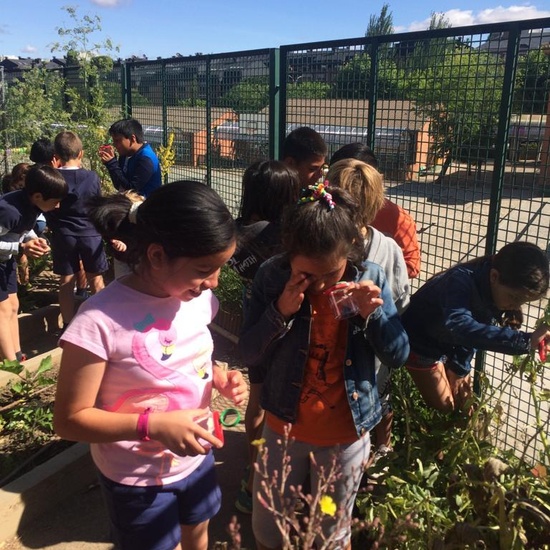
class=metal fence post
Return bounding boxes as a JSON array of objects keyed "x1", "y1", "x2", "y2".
[
  {"x1": 268, "y1": 48, "x2": 281, "y2": 160},
  {"x1": 205, "y1": 57, "x2": 212, "y2": 186}
]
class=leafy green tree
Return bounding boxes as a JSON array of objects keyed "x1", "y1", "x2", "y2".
[
  {"x1": 406, "y1": 46, "x2": 505, "y2": 179},
  {"x1": 1, "y1": 67, "x2": 69, "y2": 148},
  {"x1": 50, "y1": 5, "x2": 120, "y2": 181},
  {"x1": 219, "y1": 77, "x2": 269, "y2": 113},
  {"x1": 287, "y1": 81, "x2": 330, "y2": 99},
  {"x1": 332, "y1": 53, "x2": 405, "y2": 100},
  {"x1": 513, "y1": 49, "x2": 550, "y2": 114},
  {"x1": 366, "y1": 3, "x2": 394, "y2": 37}
]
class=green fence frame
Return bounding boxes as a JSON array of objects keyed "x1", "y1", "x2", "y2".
[{"x1": 1, "y1": 17, "x2": 549, "y2": 462}]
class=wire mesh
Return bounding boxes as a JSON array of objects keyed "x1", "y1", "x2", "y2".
[{"x1": 1, "y1": 18, "x2": 549, "y2": 462}]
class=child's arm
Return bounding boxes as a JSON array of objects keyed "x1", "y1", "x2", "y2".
[
  {"x1": 358, "y1": 263, "x2": 410, "y2": 369},
  {"x1": 440, "y1": 272, "x2": 536, "y2": 356},
  {"x1": 239, "y1": 263, "x2": 306, "y2": 367},
  {"x1": 54, "y1": 342, "x2": 222, "y2": 456}
]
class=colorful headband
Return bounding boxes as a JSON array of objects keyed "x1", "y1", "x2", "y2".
[
  {"x1": 128, "y1": 201, "x2": 141, "y2": 224},
  {"x1": 297, "y1": 181, "x2": 335, "y2": 211}
]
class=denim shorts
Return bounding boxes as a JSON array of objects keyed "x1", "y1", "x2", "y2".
[{"x1": 98, "y1": 452, "x2": 221, "y2": 550}]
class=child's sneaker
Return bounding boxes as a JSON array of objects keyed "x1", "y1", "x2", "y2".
[
  {"x1": 75, "y1": 288, "x2": 90, "y2": 299},
  {"x1": 235, "y1": 485, "x2": 252, "y2": 514}
]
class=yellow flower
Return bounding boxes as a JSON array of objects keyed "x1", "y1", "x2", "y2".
[
  {"x1": 251, "y1": 438, "x2": 266, "y2": 447},
  {"x1": 319, "y1": 495, "x2": 337, "y2": 516}
]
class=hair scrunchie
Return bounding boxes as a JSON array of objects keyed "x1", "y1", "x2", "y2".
[
  {"x1": 128, "y1": 201, "x2": 141, "y2": 224},
  {"x1": 297, "y1": 181, "x2": 335, "y2": 211}
]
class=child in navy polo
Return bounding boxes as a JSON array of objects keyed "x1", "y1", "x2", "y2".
[
  {"x1": 45, "y1": 131, "x2": 109, "y2": 329},
  {"x1": 0, "y1": 164, "x2": 67, "y2": 361}
]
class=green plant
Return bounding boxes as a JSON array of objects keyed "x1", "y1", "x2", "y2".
[
  {"x1": 353, "y1": 312, "x2": 550, "y2": 549},
  {"x1": 0, "y1": 355, "x2": 56, "y2": 441},
  {"x1": 214, "y1": 265, "x2": 243, "y2": 315}
]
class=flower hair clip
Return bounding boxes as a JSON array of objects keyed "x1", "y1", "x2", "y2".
[{"x1": 297, "y1": 181, "x2": 335, "y2": 211}]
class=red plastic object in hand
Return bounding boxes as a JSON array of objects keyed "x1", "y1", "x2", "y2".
[{"x1": 538, "y1": 340, "x2": 547, "y2": 362}]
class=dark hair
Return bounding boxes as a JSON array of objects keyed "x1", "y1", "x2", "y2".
[
  {"x1": 109, "y1": 118, "x2": 144, "y2": 143},
  {"x1": 30, "y1": 137, "x2": 54, "y2": 164},
  {"x1": 54, "y1": 131, "x2": 82, "y2": 162},
  {"x1": 492, "y1": 241, "x2": 549, "y2": 296},
  {"x1": 281, "y1": 185, "x2": 362, "y2": 263},
  {"x1": 329, "y1": 143, "x2": 379, "y2": 170},
  {"x1": 2, "y1": 163, "x2": 31, "y2": 193},
  {"x1": 88, "y1": 181, "x2": 236, "y2": 268},
  {"x1": 240, "y1": 160, "x2": 300, "y2": 224},
  {"x1": 281, "y1": 126, "x2": 327, "y2": 163},
  {"x1": 24, "y1": 164, "x2": 68, "y2": 200}
]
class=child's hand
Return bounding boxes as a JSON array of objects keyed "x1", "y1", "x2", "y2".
[
  {"x1": 213, "y1": 366, "x2": 248, "y2": 406},
  {"x1": 531, "y1": 323, "x2": 550, "y2": 358},
  {"x1": 347, "y1": 280, "x2": 383, "y2": 319},
  {"x1": 148, "y1": 408, "x2": 223, "y2": 456},
  {"x1": 111, "y1": 239, "x2": 127, "y2": 253},
  {"x1": 98, "y1": 145, "x2": 115, "y2": 162},
  {"x1": 276, "y1": 272, "x2": 311, "y2": 319},
  {"x1": 22, "y1": 237, "x2": 50, "y2": 258}
]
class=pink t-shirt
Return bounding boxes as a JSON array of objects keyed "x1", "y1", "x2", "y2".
[{"x1": 60, "y1": 280, "x2": 219, "y2": 486}]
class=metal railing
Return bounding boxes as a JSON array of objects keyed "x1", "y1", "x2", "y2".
[{"x1": 1, "y1": 17, "x2": 549, "y2": 462}]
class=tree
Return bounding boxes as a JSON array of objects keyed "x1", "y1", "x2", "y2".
[
  {"x1": 50, "y1": 5, "x2": 120, "y2": 180},
  {"x1": 428, "y1": 12, "x2": 452, "y2": 30},
  {"x1": 513, "y1": 49, "x2": 550, "y2": 114},
  {"x1": 1, "y1": 67, "x2": 70, "y2": 149},
  {"x1": 332, "y1": 54, "x2": 405, "y2": 100},
  {"x1": 219, "y1": 77, "x2": 269, "y2": 113},
  {"x1": 366, "y1": 3, "x2": 394, "y2": 37},
  {"x1": 407, "y1": 47, "x2": 505, "y2": 179}
]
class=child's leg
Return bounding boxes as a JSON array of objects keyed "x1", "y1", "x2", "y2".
[
  {"x1": 373, "y1": 410, "x2": 394, "y2": 450},
  {"x1": 310, "y1": 435, "x2": 371, "y2": 547},
  {"x1": 58, "y1": 274, "x2": 76, "y2": 325},
  {"x1": 0, "y1": 295, "x2": 18, "y2": 361},
  {"x1": 86, "y1": 272, "x2": 105, "y2": 294},
  {"x1": 252, "y1": 424, "x2": 310, "y2": 549},
  {"x1": 179, "y1": 521, "x2": 209, "y2": 550},
  {"x1": 445, "y1": 368, "x2": 472, "y2": 412},
  {"x1": 406, "y1": 361, "x2": 455, "y2": 412},
  {"x1": 75, "y1": 262, "x2": 88, "y2": 292}
]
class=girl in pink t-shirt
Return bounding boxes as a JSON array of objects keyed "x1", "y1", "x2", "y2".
[{"x1": 54, "y1": 181, "x2": 247, "y2": 550}]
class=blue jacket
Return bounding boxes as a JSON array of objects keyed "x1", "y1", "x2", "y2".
[
  {"x1": 105, "y1": 143, "x2": 161, "y2": 198},
  {"x1": 238, "y1": 254, "x2": 410, "y2": 437},
  {"x1": 401, "y1": 259, "x2": 531, "y2": 376}
]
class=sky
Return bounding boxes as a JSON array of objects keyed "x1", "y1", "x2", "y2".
[{"x1": 1, "y1": 0, "x2": 550, "y2": 60}]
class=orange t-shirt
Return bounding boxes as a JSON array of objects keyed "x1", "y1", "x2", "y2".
[
  {"x1": 372, "y1": 199, "x2": 420, "y2": 278},
  {"x1": 267, "y1": 292, "x2": 358, "y2": 445}
]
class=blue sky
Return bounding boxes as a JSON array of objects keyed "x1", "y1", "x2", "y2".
[{"x1": 1, "y1": 0, "x2": 549, "y2": 60}]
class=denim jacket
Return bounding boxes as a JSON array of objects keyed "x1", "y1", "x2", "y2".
[
  {"x1": 239, "y1": 254, "x2": 410, "y2": 437},
  {"x1": 401, "y1": 259, "x2": 532, "y2": 376}
]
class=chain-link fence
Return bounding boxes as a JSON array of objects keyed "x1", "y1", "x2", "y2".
[{"x1": 1, "y1": 17, "x2": 549, "y2": 461}]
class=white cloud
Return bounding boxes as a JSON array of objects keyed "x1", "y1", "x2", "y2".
[
  {"x1": 22, "y1": 45, "x2": 38, "y2": 54},
  {"x1": 90, "y1": 0, "x2": 129, "y2": 7},
  {"x1": 406, "y1": 5, "x2": 550, "y2": 31}
]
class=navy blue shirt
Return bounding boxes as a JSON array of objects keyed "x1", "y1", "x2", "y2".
[{"x1": 402, "y1": 259, "x2": 531, "y2": 375}]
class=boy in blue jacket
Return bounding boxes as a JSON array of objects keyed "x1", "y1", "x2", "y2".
[{"x1": 99, "y1": 118, "x2": 162, "y2": 198}]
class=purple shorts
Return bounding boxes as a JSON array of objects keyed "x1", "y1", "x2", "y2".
[
  {"x1": 0, "y1": 258, "x2": 18, "y2": 301},
  {"x1": 50, "y1": 233, "x2": 108, "y2": 275},
  {"x1": 98, "y1": 452, "x2": 221, "y2": 550}
]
